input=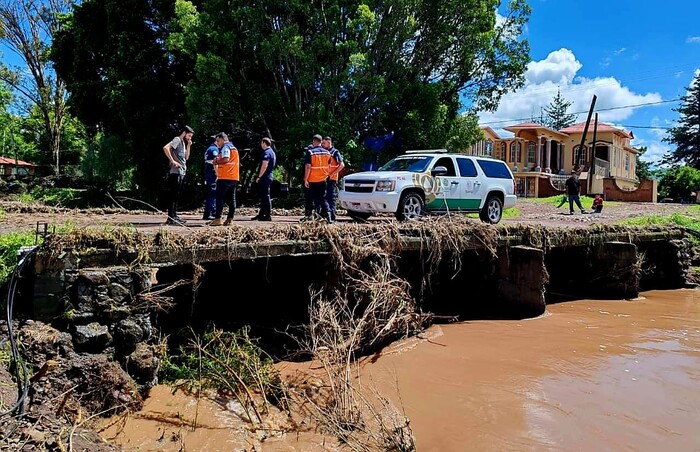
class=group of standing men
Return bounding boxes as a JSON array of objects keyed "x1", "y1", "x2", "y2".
[
  {"x1": 303, "y1": 134, "x2": 345, "y2": 224},
  {"x1": 163, "y1": 125, "x2": 277, "y2": 225}
]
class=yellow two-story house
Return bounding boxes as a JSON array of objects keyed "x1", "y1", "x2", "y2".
[{"x1": 467, "y1": 121, "x2": 655, "y2": 201}]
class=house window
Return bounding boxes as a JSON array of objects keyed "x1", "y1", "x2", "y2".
[
  {"x1": 485, "y1": 140, "x2": 493, "y2": 156},
  {"x1": 527, "y1": 142, "x2": 536, "y2": 164},
  {"x1": 624, "y1": 153, "x2": 630, "y2": 171},
  {"x1": 496, "y1": 142, "x2": 506, "y2": 161},
  {"x1": 510, "y1": 142, "x2": 521, "y2": 163},
  {"x1": 573, "y1": 145, "x2": 587, "y2": 167}
]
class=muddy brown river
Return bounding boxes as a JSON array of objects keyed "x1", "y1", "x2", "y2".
[{"x1": 103, "y1": 289, "x2": 700, "y2": 451}]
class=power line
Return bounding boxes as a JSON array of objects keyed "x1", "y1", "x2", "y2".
[
  {"x1": 479, "y1": 98, "x2": 682, "y2": 126},
  {"x1": 617, "y1": 124, "x2": 673, "y2": 130}
]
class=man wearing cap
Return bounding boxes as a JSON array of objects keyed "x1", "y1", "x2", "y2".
[
  {"x1": 252, "y1": 137, "x2": 276, "y2": 221},
  {"x1": 565, "y1": 170, "x2": 586, "y2": 215},
  {"x1": 322, "y1": 136, "x2": 344, "y2": 223},
  {"x1": 163, "y1": 125, "x2": 193, "y2": 225},
  {"x1": 202, "y1": 135, "x2": 219, "y2": 220},
  {"x1": 303, "y1": 134, "x2": 332, "y2": 223},
  {"x1": 210, "y1": 132, "x2": 240, "y2": 226}
]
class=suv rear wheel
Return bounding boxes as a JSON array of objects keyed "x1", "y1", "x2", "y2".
[
  {"x1": 396, "y1": 192, "x2": 424, "y2": 221},
  {"x1": 480, "y1": 194, "x2": 503, "y2": 224}
]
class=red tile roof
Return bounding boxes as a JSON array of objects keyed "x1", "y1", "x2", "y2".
[
  {"x1": 502, "y1": 122, "x2": 569, "y2": 138},
  {"x1": 0, "y1": 157, "x2": 37, "y2": 166},
  {"x1": 505, "y1": 121, "x2": 542, "y2": 129},
  {"x1": 559, "y1": 121, "x2": 632, "y2": 138}
]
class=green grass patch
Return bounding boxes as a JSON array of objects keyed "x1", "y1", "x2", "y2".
[
  {"x1": 0, "y1": 230, "x2": 39, "y2": 286},
  {"x1": 160, "y1": 326, "x2": 286, "y2": 412},
  {"x1": 30, "y1": 187, "x2": 84, "y2": 207},
  {"x1": 617, "y1": 211, "x2": 700, "y2": 244}
]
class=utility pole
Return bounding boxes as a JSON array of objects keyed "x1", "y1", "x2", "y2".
[
  {"x1": 576, "y1": 95, "x2": 597, "y2": 172},
  {"x1": 587, "y1": 113, "x2": 599, "y2": 194}
]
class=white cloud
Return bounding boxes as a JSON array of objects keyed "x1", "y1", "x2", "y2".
[
  {"x1": 613, "y1": 48, "x2": 626, "y2": 56},
  {"x1": 524, "y1": 48, "x2": 581, "y2": 85},
  {"x1": 687, "y1": 36, "x2": 700, "y2": 44},
  {"x1": 633, "y1": 138, "x2": 671, "y2": 165},
  {"x1": 477, "y1": 48, "x2": 663, "y2": 140}
]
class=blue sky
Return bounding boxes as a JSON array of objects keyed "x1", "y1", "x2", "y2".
[{"x1": 479, "y1": 0, "x2": 700, "y2": 166}]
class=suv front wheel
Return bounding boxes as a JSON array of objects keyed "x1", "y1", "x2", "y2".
[
  {"x1": 396, "y1": 192, "x2": 424, "y2": 221},
  {"x1": 480, "y1": 194, "x2": 503, "y2": 224}
]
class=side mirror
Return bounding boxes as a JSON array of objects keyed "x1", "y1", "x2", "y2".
[{"x1": 431, "y1": 166, "x2": 448, "y2": 177}]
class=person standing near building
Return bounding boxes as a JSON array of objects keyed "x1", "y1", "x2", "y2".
[
  {"x1": 252, "y1": 137, "x2": 276, "y2": 221},
  {"x1": 202, "y1": 136, "x2": 219, "y2": 220},
  {"x1": 565, "y1": 170, "x2": 586, "y2": 215},
  {"x1": 162, "y1": 125, "x2": 193, "y2": 225},
  {"x1": 210, "y1": 132, "x2": 239, "y2": 226},
  {"x1": 322, "y1": 136, "x2": 345, "y2": 223},
  {"x1": 304, "y1": 134, "x2": 332, "y2": 223}
]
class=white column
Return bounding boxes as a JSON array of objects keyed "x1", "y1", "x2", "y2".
[
  {"x1": 545, "y1": 138, "x2": 552, "y2": 173},
  {"x1": 535, "y1": 135, "x2": 542, "y2": 171}
]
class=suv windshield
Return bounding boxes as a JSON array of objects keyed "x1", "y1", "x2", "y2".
[{"x1": 379, "y1": 156, "x2": 433, "y2": 172}]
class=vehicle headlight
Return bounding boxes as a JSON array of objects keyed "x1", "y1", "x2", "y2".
[{"x1": 375, "y1": 180, "x2": 396, "y2": 191}]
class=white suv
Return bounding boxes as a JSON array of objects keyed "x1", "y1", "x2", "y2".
[{"x1": 338, "y1": 150, "x2": 516, "y2": 223}]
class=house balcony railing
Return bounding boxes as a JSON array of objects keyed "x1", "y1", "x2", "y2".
[{"x1": 593, "y1": 158, "x2": 610, "y2": 177}]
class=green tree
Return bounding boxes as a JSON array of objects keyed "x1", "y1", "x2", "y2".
[
  {"x1": 51, "y1": 0, "x2": 190, "y2": 197},
  {"x1": 170, "y1": 0, "x2": 530, "y2": 175},
  {"x1": 657, "y1": 165, "x2": 700, "y2": 201},
  {"x1": 0, "y1": 0, "x2": 71, "y2": 174},
  {"x1": 664, "y1": 72, "x2": 700, "y2": 168},
  {"x1": 542, "y1": 89, "x2": 576, "y2": 131},
  {"x1": 634, "y1": 146, "x2": 653, "y2": 180}
]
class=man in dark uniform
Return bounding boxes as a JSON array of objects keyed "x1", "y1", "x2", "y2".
[
  {"x1": 323, "y1": 136, "x2": 345, "y2": 223},
  {"x1": 202, "y1": 136, "x2": 219, "y2": 220},
  {"x1": 252, "y1": 137, "x2": 277, "y2": 221}
]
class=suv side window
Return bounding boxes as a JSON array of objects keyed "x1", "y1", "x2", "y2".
[
  {"x1": 434, "y1": 157, "x2": 457, "y2": 176},
  {"x1": 457, "y1": 157, "x2": 478, "y2": 177},
  {"x1": 477, "y1": 159, "x2": 513, "y2": 179}
]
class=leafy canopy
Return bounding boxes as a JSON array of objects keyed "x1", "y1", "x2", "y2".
[{"x1": 664, "y1": 72, "x2": 700, "y2": 169}]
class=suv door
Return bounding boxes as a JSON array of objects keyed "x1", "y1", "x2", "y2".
[
  {"x1": 426, "y1": 156, "x2": 461, "y2": 211},
  {"x1": 456, "y1": 157, "x2": 483, "y2": 210}
]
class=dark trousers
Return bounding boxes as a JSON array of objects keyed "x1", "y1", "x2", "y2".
[
  {"x1": 258, "y1": 177, "x2": 273, "y2": 219},
  {"x1": 304, "y1": 185, "x2": 314, "y2": 216},
  {"x1": 203, "y1": 173, "x2": 217, "y2": 218},
  {"x1": 215, "y1": 179, "x2": 238, "y2": 219},
  {"x1": 167, "y1": 173, "x2": 185, "y2": 219},
  {"x1": 568, "y1": 194, "x2": 584, "y2": 212},
  {"x1": 325, "y1": 179, "x2": 338, "y2": 221},
  {"x1": 309, "y1": 180, "x2": 330, "y2": 221}
]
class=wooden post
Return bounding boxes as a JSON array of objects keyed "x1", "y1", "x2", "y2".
[
  {"x1": 577, "y1": 95, "x2": 597, "y2": 170},
  {"x1": 588, "y1": 113, "x2": 599, "y2": 194}
]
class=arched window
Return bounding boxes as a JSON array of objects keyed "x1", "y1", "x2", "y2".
[
  {"x1": 527, "y1": 142, "x2": 536, "y2": 164},
  {"x1": 485, "y1": 140, "x2": 493, "y2": 156},
  {"x1": 510, "y1": 142, "x2": 521, "y2": 163},
  {"x1": 496, "y1": 142, "x2": 506, "y2": 161},
  {"x1": 573, "y1": 145, "x2": 588, "y2": 167}
]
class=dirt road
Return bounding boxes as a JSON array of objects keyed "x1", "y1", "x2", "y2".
[{"x1": 0, "y1": 199, "x2": 694, "y2": 234}]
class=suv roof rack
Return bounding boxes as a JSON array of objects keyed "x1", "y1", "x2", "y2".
[{"x1": 404, "y1": 149, "x2": 448, "y2": 154}]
